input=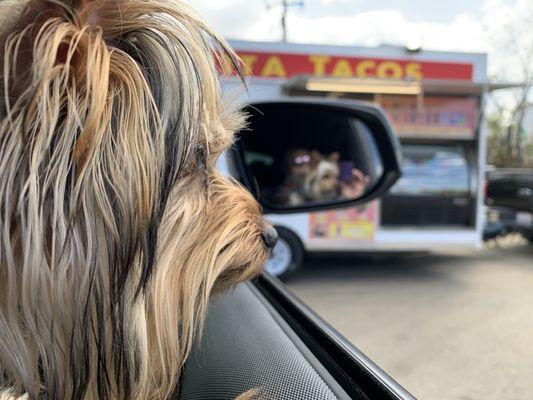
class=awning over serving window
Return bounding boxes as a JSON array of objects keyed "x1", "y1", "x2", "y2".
[
  {"x1": 283, "y1": 76, "x2": 521, "y2": 140},
  {"x1": 283, "y1": 76, "x2": 521, "y2": 96}
]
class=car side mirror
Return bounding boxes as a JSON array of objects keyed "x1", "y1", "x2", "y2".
[{"x1": 232, "y1": 99, "x2": 402, "y2": 213}]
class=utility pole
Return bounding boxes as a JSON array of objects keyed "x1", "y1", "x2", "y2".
[
  {"x1": 281, "y1": 0, "x2": 288, "y2": 42},
  {"x1": 267, "y1": 0, "x2": 304, "y2": 42}
]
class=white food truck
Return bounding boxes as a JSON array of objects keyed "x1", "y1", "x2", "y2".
[{"x1": 221, "y1": 39, "x2": 494, "y2": 278}]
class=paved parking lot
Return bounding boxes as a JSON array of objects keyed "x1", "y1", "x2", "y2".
[{"x1": 287, "y1": 236, "x2": 533, "y2": 400}]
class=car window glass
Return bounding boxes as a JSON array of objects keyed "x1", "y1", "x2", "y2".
[{"x1": 390, "y1": 144, "x2": 470, "y2": 196}]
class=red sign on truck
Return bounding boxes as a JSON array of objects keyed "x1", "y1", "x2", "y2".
[{"x1": 235, "y1": 51, "x2": 474, "y2": 81}]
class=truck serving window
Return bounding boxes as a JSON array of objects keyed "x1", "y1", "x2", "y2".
[
  {"x1": 391, "y1": 145, "x2": 470, "y2": 196},
  {"x1": 381, "y1": 144, "x2": 473, "y2": 227}
]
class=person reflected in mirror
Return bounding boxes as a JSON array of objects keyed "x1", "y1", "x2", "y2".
[
  {"x1": 278, "y1": 149, "x2": 312, "y2": 206},
  {"x1": 338, "y1": 161, "x2": 371, "y2": 199}
]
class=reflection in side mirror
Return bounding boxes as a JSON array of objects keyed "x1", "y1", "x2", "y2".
[
  {"x1": 244, "y1": 119, "x2": 382, "y2": 208},
  {"x1": 234, "y1": 100, "x2": 400, "y2": 213}
]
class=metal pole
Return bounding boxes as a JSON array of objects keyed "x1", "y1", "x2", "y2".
[
  {"x1": 281, "y1": 0, "x2": 288, "y2": 42},
  {"x1": 475, "y1": 85, "x2": 490, "y2": 250}
]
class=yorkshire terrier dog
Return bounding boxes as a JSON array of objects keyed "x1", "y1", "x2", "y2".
[
  {"x1": 305, "y1": 151, "x2": 341, "y2": 202},
  {"x1": 0, "y1": 1, "x2": 274, "y2": 399}
]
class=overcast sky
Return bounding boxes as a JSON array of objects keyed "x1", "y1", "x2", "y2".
[{"x1": 188, "y1": 0, "x2": 531, "y2": 81}]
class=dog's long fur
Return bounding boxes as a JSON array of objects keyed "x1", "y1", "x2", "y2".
[{"x1": 0, "y1": 1, "x2": 269, "y2": 398}]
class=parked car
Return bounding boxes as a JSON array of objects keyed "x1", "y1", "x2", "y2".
[
  {"x1": 181, "y1": 99, "x2": 414, "y2": 399},
  {"x1": 486, "y1": 168, "x2": 533, "y2": 242}
]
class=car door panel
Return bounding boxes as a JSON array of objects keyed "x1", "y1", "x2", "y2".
[
  {"x1": 180, "y1": 282, "x2": 353, "y2": 400},
  {"x1": 180, "y1": 275, "x2": 414, "y2": 399}
]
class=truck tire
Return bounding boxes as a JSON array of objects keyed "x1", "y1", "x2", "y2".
[{"x1": 264, "y1": 226, "x2": 304, "y2": 281}]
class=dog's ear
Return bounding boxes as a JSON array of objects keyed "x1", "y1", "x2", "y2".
[
  {"x1": 328, "y1": 151, "x2": 340, "y2": 163},
  {"x1": 310, "y1": 150, "x2": 323, "y2": 168}
]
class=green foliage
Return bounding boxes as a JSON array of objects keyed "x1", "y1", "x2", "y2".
[
  {"x1": 487, "y1": 113, "x2": 533, "y2": 168},
  {"x1": 524, "y1": 143, "x2": 533, "y2": 166}
]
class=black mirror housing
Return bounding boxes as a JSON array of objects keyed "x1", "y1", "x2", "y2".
[{"x1": 232, "y1": 98, "x2": 402, "y2": 214}]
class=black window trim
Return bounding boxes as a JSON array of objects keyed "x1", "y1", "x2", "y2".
[{"x1": 253, "y1": 273, "x2": 416, "y2": 400}]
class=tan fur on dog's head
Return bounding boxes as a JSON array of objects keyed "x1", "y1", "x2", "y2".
[
  {"x1": 306, "y1": 151, "x2": 340, "y2": 201},
  {"x1": 0, "y1": 1, "x2": 270, "y2": 398}
]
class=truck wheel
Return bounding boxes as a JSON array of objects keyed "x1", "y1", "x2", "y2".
[{"x1": 264, "y1": 226, "x2": 304, "y2": 281}]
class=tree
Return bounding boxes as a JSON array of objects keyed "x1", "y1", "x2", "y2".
[
  {"x1": 488, "y1": 112, "x2": 523, "y2": 167},
  {"x1": 485, "y1": 0, "x2": 533, "y2": 167}
]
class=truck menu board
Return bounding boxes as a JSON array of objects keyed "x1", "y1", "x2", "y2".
[{"x1": 378, "y1": 95, "x2": 479, "y2": 139}]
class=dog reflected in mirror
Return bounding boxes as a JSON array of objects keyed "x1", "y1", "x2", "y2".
[
  {"x1": 305, "y1": 151, "x2": 341, "y2": 202},
  {"x1": 0, "y1": 1, "x2": 272, "y2": 398}
]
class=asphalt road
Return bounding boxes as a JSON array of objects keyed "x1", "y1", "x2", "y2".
[{"x1": 286, "y1": 235, "x2": 533, "y2": 400}]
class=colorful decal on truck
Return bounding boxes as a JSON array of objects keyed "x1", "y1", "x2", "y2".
[{"x1": 309, "y1": 202, "x2": 379, "y2": 243}]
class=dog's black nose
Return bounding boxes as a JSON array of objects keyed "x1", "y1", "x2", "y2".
[{"x1": 262, "y1": 225, "x2": 278, "y2": 249}]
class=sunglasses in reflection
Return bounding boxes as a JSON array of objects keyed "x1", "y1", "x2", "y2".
[{"x1": 290, "y1": 154, "x2": 311, "y2": 166}]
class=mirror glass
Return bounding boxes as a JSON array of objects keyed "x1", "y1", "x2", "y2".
[{"x1": 238, "y1": 103, "x2": 384, "y2": 210}]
